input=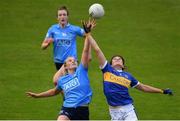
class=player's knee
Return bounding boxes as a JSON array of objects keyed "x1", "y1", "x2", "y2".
[{"x1": 57, "y1": 115, "x2": 70, "y2": 121}]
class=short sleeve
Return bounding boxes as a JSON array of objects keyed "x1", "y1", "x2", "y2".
[
  {"x1": 130, "y1": 75, "x2": 139, "y2": 88},
  {"x1": 99, "y1": 60, "x2": 108, "y2": 70},
  {"x1": 101, "y1": 61, "x2": 113, "y2": 73},
  {"x1": 45, "y1": 26, "x2": 53, "y2": 39},
  {"x1": 76, "y1": 27, "x2": 85, "y2": 37},
  {"x1": 78, "y1": 63, "x2": 88, "y2": 72}
]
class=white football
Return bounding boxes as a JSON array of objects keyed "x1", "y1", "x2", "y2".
[{"x1": 89, "y1": 3, "x2": 105, "y2": 19}]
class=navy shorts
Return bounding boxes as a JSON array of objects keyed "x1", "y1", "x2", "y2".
[
  {"x1": 54, "y1": 62, "x2": 63, "y2": 70},
  {"x1": 59, "y1": 106, "x2": 89, "y2": 120}
]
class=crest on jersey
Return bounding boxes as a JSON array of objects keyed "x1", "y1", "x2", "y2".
[{"x1": 62, "y1": 32, "x2": 67, "y2": 36}]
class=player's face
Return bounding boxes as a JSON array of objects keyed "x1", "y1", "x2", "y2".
[
  {"x1": 57, "y1": 10, "x2": 68, "y2": 26},
  {"x1": 111, "y1": 56, "x2": 124, "y2": 69},
  {"x1": 65, "y1": 57, "x2": 78, "y2": 70}
]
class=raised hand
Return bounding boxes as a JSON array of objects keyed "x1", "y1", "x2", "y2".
[{"x1": 82, "y1": 18, "x2": 96, "y2": 33}]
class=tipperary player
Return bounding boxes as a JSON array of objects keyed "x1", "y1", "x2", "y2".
[{"x1": 83, "y1": 20, "x2": 173, "y2": 121}]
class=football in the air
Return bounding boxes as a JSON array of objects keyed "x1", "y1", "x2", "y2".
[{"x1": 89, "y1": 3, "x2": 105, "y2": 19}]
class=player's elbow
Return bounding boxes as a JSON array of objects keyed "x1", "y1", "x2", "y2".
[
  {"x1": 53, "y1": 76, "x2": 58, "y2": 86},
  {"x1": 49, "y1": 89, "x2": 58, "y2": 96},
  {"x1": 136, "y1": 83, "x2": 147, "y2": 92},
  {"x1": 53, "y1": 80, "x2": 57, "y2": 86}
]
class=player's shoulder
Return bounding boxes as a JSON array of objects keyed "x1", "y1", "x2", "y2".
[
  {"x1": 68, "y1": 23, "x2": 79, "y2": 27},
  {"x1": 121, "y1": 71, "x2": 136, "y2": 80},
  {"x1": 106, "y1": 62, "x2": 113, "y2": 70},
  {"x1": 48, "y1": 24, "x2": 59, "y2": 30},
  {"x1": 51, "y1": 24, "x2": 59, "y2": 28},
  {"x1": 101, "y1": 62, "x2": 114, "y2": 73},
  {"x1": 122, "y1": 71, "x2": 132, "y2": 76},
  {"x1": 77, "y1": 63, "x2": 87, "y2": 70},
  {"x1": 68, "y1": 23, "x2": 82, "y2": 29},
  {"x1": 58, "y1": 73, "x2": 69, "y2": 81},
  {"x1": 46, "y1": 24, "x2": 59, "y2": 32},
  {"x1": 74, "y1": 63, "x2": 88, "y2": 74}
]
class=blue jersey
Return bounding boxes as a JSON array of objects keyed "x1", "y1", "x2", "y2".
[
  {"x1": 45, "y1": 23, "x2": 85, "y2": 63},
  {"x1": 56, "y1": 63, "x2": 92, "y2": 108},
  {"x1": 101, "y1": 61, "x2": 139, "y2": 106}
]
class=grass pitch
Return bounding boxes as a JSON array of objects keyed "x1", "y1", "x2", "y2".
[{"x1": 0, "y1": 0, "x2": 180, "y2": 120}]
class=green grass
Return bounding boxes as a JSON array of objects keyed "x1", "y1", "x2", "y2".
[{"x1": 0, "y1": 0, "x2": 180, "y2": 120}]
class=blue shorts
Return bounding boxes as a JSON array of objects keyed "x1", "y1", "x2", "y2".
[{"x1": 59, "y1": 106, "x2": 89, "y2": 120}]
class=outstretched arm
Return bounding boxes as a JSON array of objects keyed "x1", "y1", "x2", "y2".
[
  {"x1": 136, "y1": 83, "x2": 163, "y2": 93},
  {"x1": 82, "y1": 19, "x2": 107, "y2": 68},
  {"x1": 81, "y1": 19, "x2": 97, "y2": 68},
  {"x1": 26, "y1": 87, "x2": 61, "y2": 98},
  {"x1": 41, "y1": 38, "x2": 53, "y2": 50},
  {"x1": 87, "y1": 45, "x2": 92, "y2": 62},
  {"x1": 86, "y1": 34, "x2": 107, "y2": 68},
  {"x1": 136, "y1": 83, "x2": 173, "y2": 95},
  {"x1": 81, "y1": 36, "x2": 91, "y2": 68}
]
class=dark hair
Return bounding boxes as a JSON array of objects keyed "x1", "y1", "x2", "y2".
[
  {"x1": 110, "y1": 55, "x2": 126, "y2": 70},
  {"x1": 57, "y1": 5, "x2": 69, "y2": 16}
]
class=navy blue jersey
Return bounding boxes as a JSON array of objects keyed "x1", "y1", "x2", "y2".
[
  {"x1": 56, "y1": 63, "x2": 92, "y2": 107},
  {"x1": 45, "y1": 23, "x2": 85, "y2": 63},
  {"x1": 101, "y1": 61, "x2": 139, "y2": 106}
]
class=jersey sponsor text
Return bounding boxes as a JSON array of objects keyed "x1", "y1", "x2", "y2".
[
  {"x1": 104, "y1": 72, "x2": 131, "y2": 88},
  {"x1": 62, "y1": 77, "x2": 80, "y2": 92}
]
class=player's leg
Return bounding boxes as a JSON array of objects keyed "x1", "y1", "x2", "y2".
[
  {"x1": 124, "y1": 109, "x2": 138, "y2": 121},
  {"x1": 76, "y1": 106, "x2": 89, "y2": 120},
  {"x1": 109, "y1": 106, "x2": 124, "y2": 120},
  {"x1": 58, "y1": 107, "x2": 74, "y2": 120},
  {"x1": 123, "y1": 104, "x2": 138, "y2": 121},
  {"x1": 57, "y1": 115, "x2": 70, "y2": 121}
]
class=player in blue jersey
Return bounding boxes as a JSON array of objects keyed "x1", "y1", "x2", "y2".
[
  {"x1": 26, "y1": 20, "x2": 96, "y2": 120},
  {"x1": 41, "y1": 6, "x2": 85, "y2": 70},
  {"x1": 82, "y1": 20, "x2": 173, "y2": 120}
]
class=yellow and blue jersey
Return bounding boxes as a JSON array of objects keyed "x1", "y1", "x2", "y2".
[
  {"x1": 101, "y1": 61, "x2": 139, "y2": 106},
  {"x1": 56, "y1": 63, "x2": 92, "y2": 108},
  {"x1": 45, "y1": 23, "x2": 85, "y2": 63}
]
